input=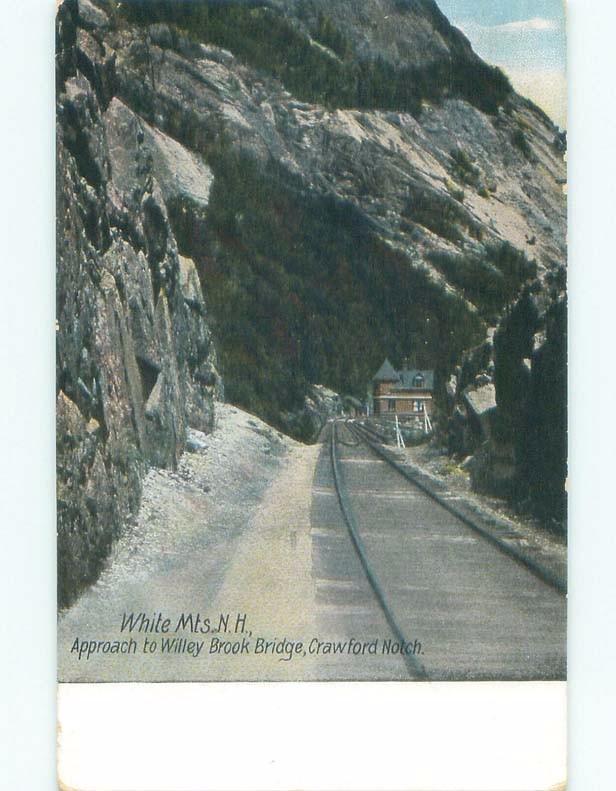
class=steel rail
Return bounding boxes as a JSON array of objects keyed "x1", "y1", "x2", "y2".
[
  {"x1": 330, "y1": 421, "x2": 429, "y2": 680},
  {"x1": 349, "y1": 422, "x2": 567, "y2": 596}
]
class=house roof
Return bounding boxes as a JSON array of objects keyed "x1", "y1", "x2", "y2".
[
  {"x1": 394, "y1": 369, "x2": 434, "y2": 391},
  {"x1": 373, "y1": 359, "x2": 434, "y2": 391},
  {"x1": 373, "y1": 358, "x2": 399, "y2": 382}
]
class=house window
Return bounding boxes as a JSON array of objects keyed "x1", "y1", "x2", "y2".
[
  {"x1": 388, "y1": 400, "x2": 396, "y2": 412},
  {"x1": 413, "y1": 400, "x2": 424, "y2": 413},
  {"x1": 413, "y1": 374, "x2": 425, "y2": 388}
]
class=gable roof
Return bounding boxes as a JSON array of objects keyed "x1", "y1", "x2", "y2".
[
  {"x1": 373, "y1": 358, "x2": 399, "y2": 382},
  {"x1": 395, "y1": 368, "x2": 435, "y2": 391}
]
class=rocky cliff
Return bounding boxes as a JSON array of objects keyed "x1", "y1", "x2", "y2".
[
  {"x1": 56, "y1": 0, "x2": 221, "y2": 606},
  {"x1": 56, "y1": 0, "x2": 567, "y2": 604},
  {"x1": 446, "y1": 273, "x2": 567, "y2": 529}
]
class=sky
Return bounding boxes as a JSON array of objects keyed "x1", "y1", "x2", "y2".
[{"x1": 437, "y1": 0, "x2": 567, "y2": 128}]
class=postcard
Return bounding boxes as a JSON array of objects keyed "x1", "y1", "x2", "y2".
[{"x1": 56, "y1": 0, "x2": 567, "y2": 788}]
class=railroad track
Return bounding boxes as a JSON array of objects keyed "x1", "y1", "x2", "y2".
[
  {"x1": 328, "y1": 418, "x2": 566, "y2": 681},
  {"x1": 330, "y1": 420, "x2": 428, "y2": 680},
  {"x1": 348, "y1": 420, "x2": 567, "y2": 597}
]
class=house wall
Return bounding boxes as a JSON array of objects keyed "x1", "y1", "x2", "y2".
[
  {"x1": 374, "y1": 382, "x2": 395, "y2": 397},
  {"x1": 373, "y1": 385, "x2": 434, "y2": 417}
]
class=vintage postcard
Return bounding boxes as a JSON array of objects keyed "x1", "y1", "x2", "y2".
[{"x1": 56, "y1": 0, "x2": 567, "y2": 787}]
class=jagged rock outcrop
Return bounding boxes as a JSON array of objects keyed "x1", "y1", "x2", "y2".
[
  {"x1": 56, "y1": 0, "x2": 220, "y2": 607},
  {"x1": 444, "y1": 270, "x2": 567, "y2": 529},
  {"x1": 282, "y1": 384, "x2": 342, "y2": 442}
]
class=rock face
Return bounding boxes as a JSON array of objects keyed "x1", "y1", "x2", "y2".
[
  {"x1": 283, "y1": 384, "x2": 343, "y2": 442},
  {"x1": 57, "y1": 0, "x2": 567, "y2": 604},
  {"x1": 102, "y1": 0, "x2": 565, "y2": 429},
  {"x1": 445, "y1": 275, "x2": 567, "y2": 528},
  {"x1": 56, "y1": 0, "x2": 220, "y2": 607}
]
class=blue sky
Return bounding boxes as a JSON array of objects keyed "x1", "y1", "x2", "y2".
[{"x1": 437, "y1": 0, "x2": 567, "y2": 127}]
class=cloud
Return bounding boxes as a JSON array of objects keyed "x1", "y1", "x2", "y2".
[
  {"x1": 459, "y1": 17, "x2": 561, "y2": 36},
  {"x1": 493, "y1": 17, "x2": 560, "y2": 33}
]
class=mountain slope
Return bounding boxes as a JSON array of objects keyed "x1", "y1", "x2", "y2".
[{"x1": 108, "y1": 0, "x2": 564, "y2": 416}]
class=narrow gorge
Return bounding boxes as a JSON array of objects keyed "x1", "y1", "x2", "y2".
[{"x1": 56, "y1": 0, "x2": 567, "y2": 607}]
